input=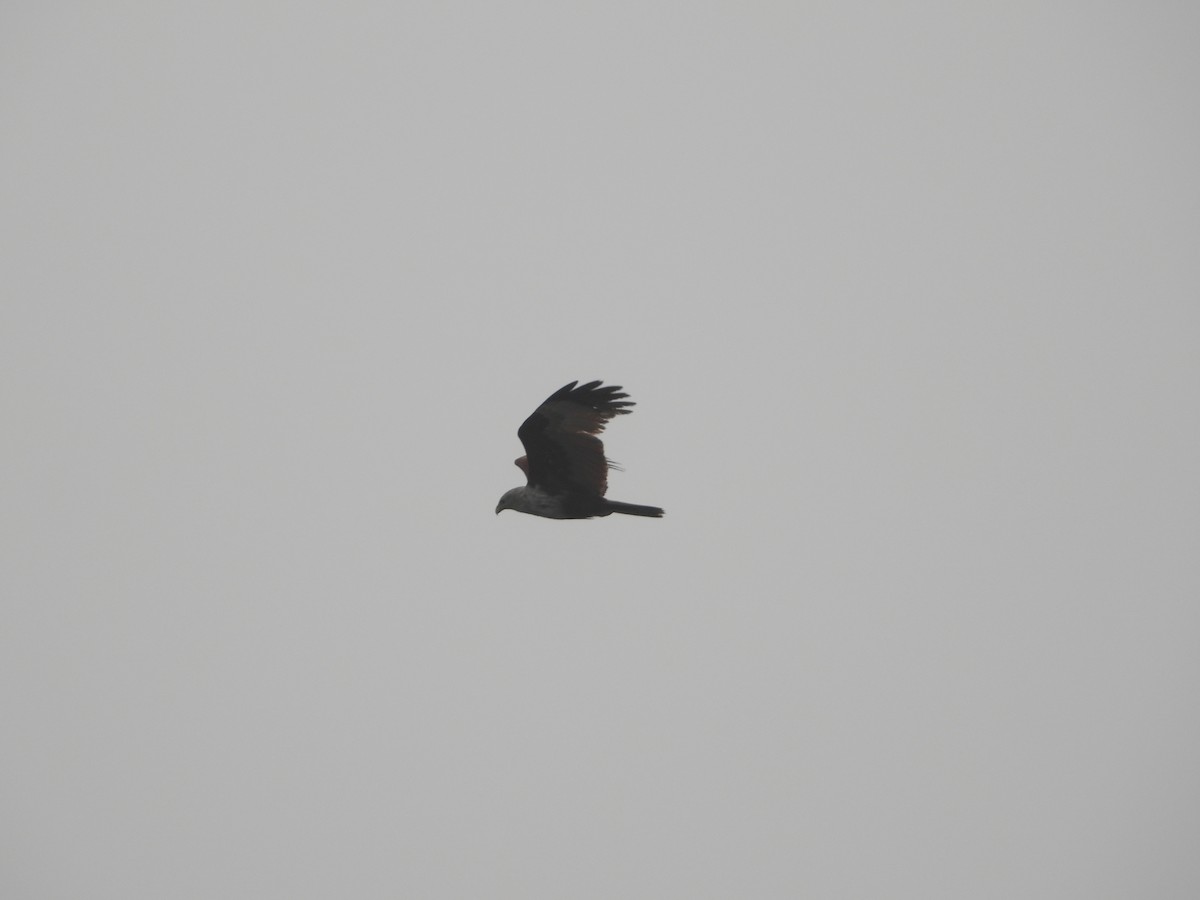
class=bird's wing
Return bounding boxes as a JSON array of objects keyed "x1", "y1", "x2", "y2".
[{"x1": 517, "y1": 380, "x2": 633, "y2": 496}]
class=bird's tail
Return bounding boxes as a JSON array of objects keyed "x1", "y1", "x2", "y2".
[{"x1": 604, "y1": 500, "x2": 665, "y2": 518}]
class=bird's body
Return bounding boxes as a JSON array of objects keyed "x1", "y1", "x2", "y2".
[{"x1": 495, "y1": 381, "x2": 664, "y2": 520}]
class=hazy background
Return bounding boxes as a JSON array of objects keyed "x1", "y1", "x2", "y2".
[{"x1": 3, "y1": 3, "x2": 1198, "y2": 897}]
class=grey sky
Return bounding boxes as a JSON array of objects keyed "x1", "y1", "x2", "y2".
[{"x1": 3, "y1": 3, "x2": 1198, "y2": 898}]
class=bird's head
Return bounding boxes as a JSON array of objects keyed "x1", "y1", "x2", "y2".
[{"x1": 495, "y1": 487, "x2": 524, "y2": 515}]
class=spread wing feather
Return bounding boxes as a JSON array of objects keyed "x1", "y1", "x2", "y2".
[{"x1": 517, "y1": 380, "x2": 633, "y2": 497}]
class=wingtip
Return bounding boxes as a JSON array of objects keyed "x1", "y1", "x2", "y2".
[{"x1": 572, "y1": 380, "x2": 634, "y2": 411}]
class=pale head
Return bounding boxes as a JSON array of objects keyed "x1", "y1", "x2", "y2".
[{"x1": 495, "y1": 487, "x2": 526, "y2": 514}]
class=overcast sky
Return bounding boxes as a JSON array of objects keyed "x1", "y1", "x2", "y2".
[{"x1": 3, "y1": 3, "x2": 1198, "y2": 898}]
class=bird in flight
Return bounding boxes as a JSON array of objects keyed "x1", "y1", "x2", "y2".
[{"x1": 496, "y1": 380, "x2": 664, "y2": 519}]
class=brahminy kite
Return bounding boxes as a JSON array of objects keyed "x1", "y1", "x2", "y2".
[{"x1": 495, "y1": 380, "x2": 664, "y2": 519}]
